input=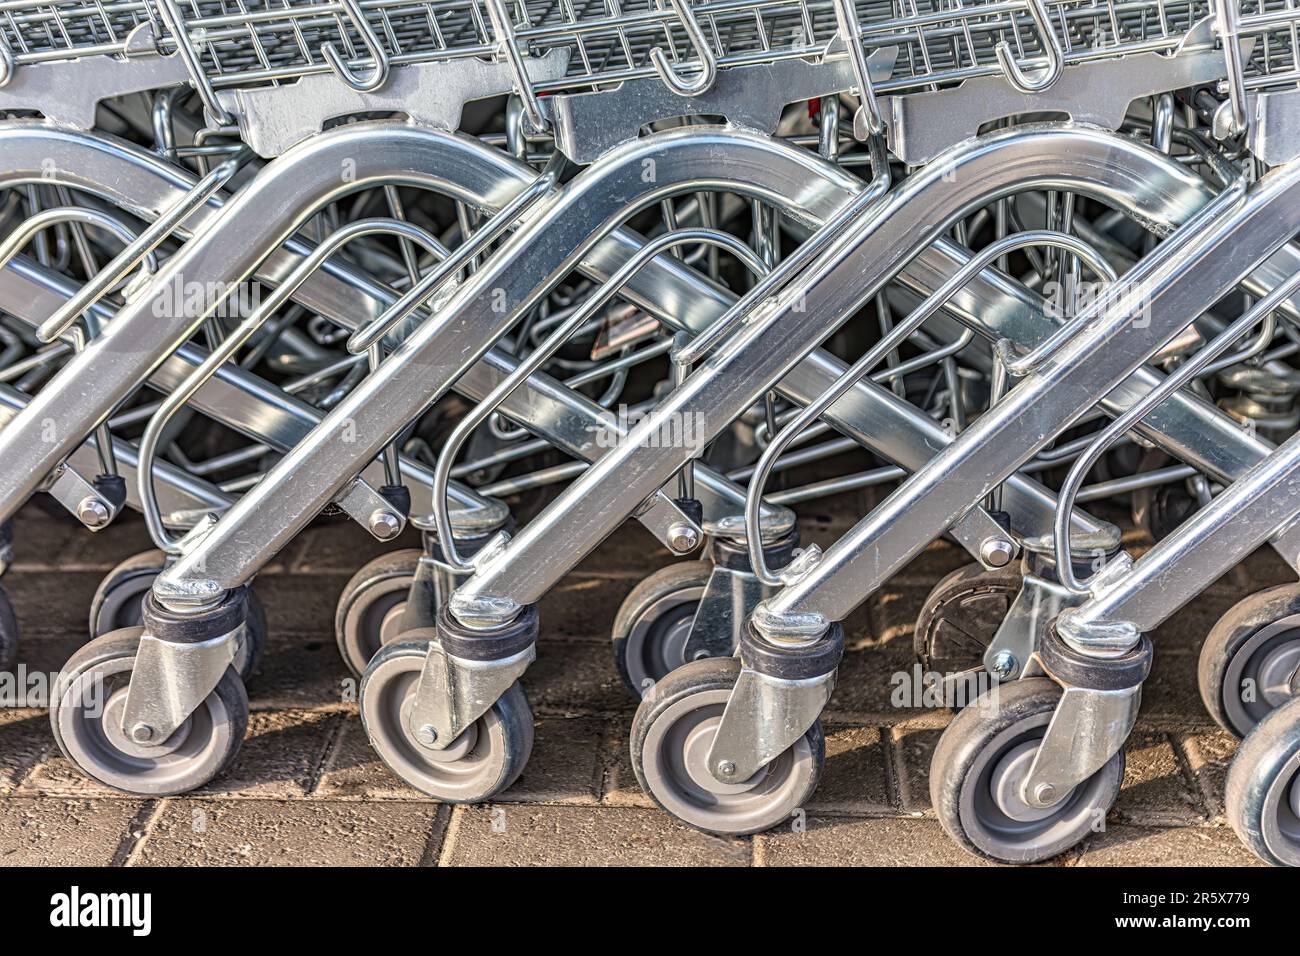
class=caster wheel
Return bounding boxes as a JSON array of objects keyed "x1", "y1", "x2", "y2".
[
  {"x1": 1226, "y1": 695, "x2": 1300, "y2": 866},
  {"x1": 359, "y1": 640, "x2": 533, "y2": 801},
  {"x1": 1199, "y1": 585, "x2": 1300, "y2": 738},
  {"x1": 931, "y1": 677, "x2": 1125, "y2": 863},
  {"x1": 1131, "y1": 451, "x2": 1198, "y2": 542},
  {"x1": 914, "y1": 562, "x2": 1022, "y2": 676},
  {"x1": 89, "y1": 550, "x2": 265, "y2": 681},
  {"x1": 0, "y1": 582, "x2": 17, "y2": 673},
  {"x1": 50, "y1": 627, "x2": 248, "y2": 795},
  {"x1": 612, "y1": 561, "x2": 713, "y2": 697},
  {"x1": 630, "y1": 657, "x2": 824, "y2": 836},
  {"x1": 335, "y1": 549, "x2": 422, "y2": 679}
]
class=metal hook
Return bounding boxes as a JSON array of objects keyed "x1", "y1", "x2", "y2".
[
  {"x1": 320, "y1": 0, "x2": 390, "y2": 93},
  {"x1": 152, "y1": 0, "x2": 234, "y2": 126},
  {"x1": 829, "y1": 0, "x2": 886, "y2": 136},
  {"x1": 483, "y1": 0, "x2": 548, "y2": 132},
  {"x1": 995, "y1": 0, "x2": 1063, "y2": 93},
  {"x1": 649, "y1": 0, "x2": 717, "y2": 97}
]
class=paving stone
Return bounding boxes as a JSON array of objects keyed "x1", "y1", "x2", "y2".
[
  {"x1": 0, "y1": 798, "x2": 143, "y2": 866},
  {"x1": 196, "y1": 710, "x2": 339, "y2": 798},
  {"x1": 251, "y1": 572, "x2": 351, "y2": 636},
  {"x1": 888, "y1": 712, "x2": 950, "y2": 813},
  {"x1": 441, "y1": 804, "x2": 751, "y2": 866},
  {"x1": 757, "y1": 815, "x2": 1001, "y2": 866},
  {"x1": 286, "y1": 521, "x2": 422, "y2": 574},
  {"x1": 1077, "y1": 823, "x2": 1264, "y2": 866},
  {"x1": 598, "y1": 717, "x2": 654, "y2": 809},
  {"x1": 1177, "y1": 729, "x2": 1239, "y2": 818},
  {"x1": 524, "y1": 640, "x2": 634, "y2": 717},
  {"x1": 6, "y1": 506, "x2": 103, "y2": 570},
  {"x1": 808, "y1": 725, "x2": 892, "y2": 814},
  {"x1": 133, "y1": 799, "x2": 444, "y2": 866},
  {"x1": 537, "y1": 575, "x2": 636, "y2": 642},
  {"x1": 508, "y1": 714, "x2": 603, "y2": 803},
  {"x1": 4, "y1": 570, "x2": 102, "y2": 640},
  {"x1": 1137, "y1": 650, "x2": 1206, "y2": 722},
  {"x1": 1113, "y1": 731, "x2": 1204, "y2": 826},
  {"x1": 0, "y1": 710, "x2": 52, "y2": 790},
  {"x1": 827, "y1": 640, "x2": 932, "y2": 721},
  {"x1": 246, "y1": 631, "x2": 351, "y2": 710},
  {"x1": 314, "y1": 714, "x2": 422, "y2": 800},
  {"x1": 870, "y1": 585, "x2": 927, "y2": 648}
]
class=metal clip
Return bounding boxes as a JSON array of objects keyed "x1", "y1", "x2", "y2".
[
  {"x1": 649, "y1": 0, "x2": 718, "y2": 97},
  {"x1": 996, "y1": 0, "x2": 1064, "y2": 93},
  {"x1": 321, "y1": 0, "x2": 391, "y2": 93}
]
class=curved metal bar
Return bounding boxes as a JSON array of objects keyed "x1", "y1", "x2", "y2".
[
  {"x1": 136, "y1": 217, "x2": 443, "y2": 554},
  {"x1": 432, "y1": 227, "x2": 766, "y2": 572},
  {"x1": 447, "y1": 124, "x2": 1237, "y2": 615},
  {"x1": 1054, "y1": 267, "x2": 1300, "y2": 594},
  {"x1": 744, "y1": 231, "x2": 1112, "y2": 587},
  {"x1": 648, "y1": 0, "x2": 718, "y2": 97},
  {"x1": 0, "y1": 208, "x2": 158, "y2": 281},
  {"x1": 995, "y1": 0, "x2": 1064, "y2": 93},
  {"x1": 36, "y1": 156, "x2": 241, "y2": 343},
  {"x1": 0, "y1": 45, "x2": 14, "y2": 88},
  {"x1": 320, "y1": 0, "x2": 391, "y2": 93}
]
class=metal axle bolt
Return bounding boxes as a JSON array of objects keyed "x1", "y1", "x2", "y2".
[
  {"x1": 77, "y1": 496, "x2": 110, "y2": 529},
  {"x1": 414, "y1": 724, "x2": 438, "y2": 747},
  {"x1": 130, "y1": 723, "x2": 155, "y2": 744},
  {"x1": 368, "y1": 510, "x2": 401, "y2": 540},
  {"x1": 979, "y1": 537, "x2": 1015, "y2": 568},
  {"x1": 1033, "y1": 782, "x2": 1057, "y2": 804},
  {"x1": 667, "y1": 522, "x2": 700, "y2": 554},
  {"x1": 989, "y1": 650, "x2": 1018, "y2": 679},
  {"x1": 716, "y1": 760, "x2": 736, "y2": 778}
]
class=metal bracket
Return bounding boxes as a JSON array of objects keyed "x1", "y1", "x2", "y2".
[
  {"x1": 217, "y1": 50, "x2": 569, "y2": 157},
  {"x1": 1021, "y1": 683, "x2": 1142, "y2": 808},
  {"x1": 121, "y1": 628, "x2": 238, "y2": 743},
  {"x1": 407, "y1": 642, "x2": 535, "y2": 749},
  {"x1": 44, "y1": 464, "x2": 126, "y2": 531},
  {"x1": 1247, "y1": 87, "x2": 1300, "y2": 168},
  {"x1": 882, "y1": 17, "x2": 1250, "y2": 166},
  {"x1": 0, "y1": 24, "x2": 189, "y2": 129},
  {"x1": 334, "y1": 478, "x2": 408, "y2": 541},
  {"x1": 705, "y1": 667, "x2": 835, "y2": 782},
  {"x1": 682, "y1": 562, "x2": 777, "y2": 662},
  {"x1": 984, "y1": 572, "x2": 1084, "y2": 681},
  {"x1": 547, "y1": 50, "x2": 896, "y2": 165}
]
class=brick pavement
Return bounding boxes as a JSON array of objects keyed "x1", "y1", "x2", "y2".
[{"x1": 0, "y1": 499, "x2": 1274, "y2": 866}]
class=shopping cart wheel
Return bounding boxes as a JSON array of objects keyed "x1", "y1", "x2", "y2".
[
  {"x1": 630, "y1": 656, "x2": 824, "y2": 836},
  {"x1": 49, "y1": 627, "x2": 248, "y2": 795},
  {"x1": 931, "y1": 677, "x2": 1124, "y2": 863},
  {"x1": 1225, "y1": 695, "x2": 1300, "y2": 866},
  {"x1": 612, "y1": 561, "x2": 713, "y2": 698},
  {"x1": 89, "y1": 551, "x2": 265, "y2": 681},
  {"x1": 335, "y1": 549, "x2": 422, "y2": 679},
  {"x1": 0, "y1": 583, "x2": 17, "y2": 674},
  {"x1": 360, "y1": 641, "x2": 533, "y2": 802},
  {"x1": 1199, "y1": 584, "x2": 1300, "y2": 739},
  {"x1": 914, "y1": 562, "x2": 1022, "y2": 677},
  {"x1": 1131, "y1": 451, "x2": 1199, "y2": 542}
]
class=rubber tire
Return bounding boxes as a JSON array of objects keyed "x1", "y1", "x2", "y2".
[
  {"x1": 88, "y1": 550, "x2": 265, "y2": 681},
  {"x1": 914, "y1": 562, "x2": 1023, "y2": 675},
  {"x1": 1225, "y1": 694, "x2": 1300, "y2": 866},
  {"x1": 931, "y1": 677, "x2": 1126, "y2": 864},
  {"x1": 630, "y1": 656, "x2": 824, "y2": 836},
  {"x1": 611, "y1": 561, "x2": 713, "y2": 698},
  {"x1": 50, "y1": 627, "x2": 248, "y2": 795},
  {"x1": 334, "y1": 549, "x2": 423, "y2": 679},
  {"x1": 359, "y1": 640, "x2": 533, "y2": 802},
  {"x1": 1199, "y1": 585, "x2": 1300, "y2": 738}
]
